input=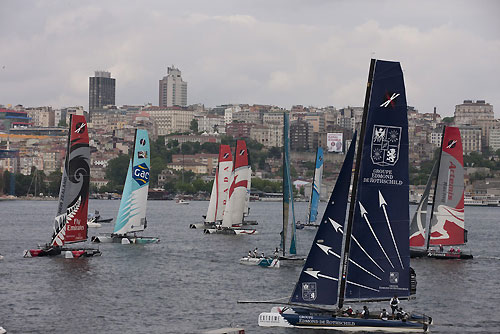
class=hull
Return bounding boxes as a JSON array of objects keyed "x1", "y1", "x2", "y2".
[
  {"x1": 203, "y1": 228, "x2": 258, "y2": 235},
  {"x1": 24, "y1": 246, "x2": 101, "y2": 258},
  {"x1": 411, "y1": 245, "x2": 473, "y2": 259},
  {"x1": 87, "y1": 221, "x2": 102, "y2": 228},
  {"x1": 239, "y1": 256, "x2": 280, "y2": 268},
  {"x1": 190, "y1": 220, "x2": 258, "y2": 229},
  {"x1": 259, "y1": 308, "x2": 430, "y2": 332},
  {"x1": 91, "y1": 235, "x2": 160, "y2": 244},
  {"x1": 409, "y1": 247, "x2": 428, "y2": 258}
]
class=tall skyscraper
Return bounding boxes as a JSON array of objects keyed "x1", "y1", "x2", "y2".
[
  {"x1": 89, "y1": 71, "x2": 116, "y2": 111},
  {"x1": 159, "y1": 66, "x2": 187, "y2": 107}
]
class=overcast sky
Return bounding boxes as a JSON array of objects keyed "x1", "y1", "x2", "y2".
[{"x1": 1, "y1": 0, "x2": 499, "y2": 117}]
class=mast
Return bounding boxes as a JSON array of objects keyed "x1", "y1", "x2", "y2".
[
  {"x1": 426, "y1": 125, "x2": 446, "y2": 250},
  {"x1": 282, "y1": 112, "x2": 289, "y2": 257},
  {"x1": 337, "y1": 58, "x2": 376, "y2": 309}
]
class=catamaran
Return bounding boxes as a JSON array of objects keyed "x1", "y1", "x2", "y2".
[
  {"x1": 24, "y1": 115, "x2": 101, "y2": 258},
  {"x1": 239, "y1": 113, "x2": 303, "y2": 267},
  {"x1": 244, "y1": 59, "x2": 432, "y2": 332},
  {"x1": 91, "y1": 129, "x2": 159, "y2": 244},
  {"x1": 298, "y1": 147, "x2": 324, "y2": 229},
  {"x1": 204, "y1": 140, "x2": 257, "y2": 235},
  {"x1": 190, "y1": 144, "x2": 233, "y2": 229},
  {"x1": 410, "y1": 126, "x2": 472, "y2": 259}
]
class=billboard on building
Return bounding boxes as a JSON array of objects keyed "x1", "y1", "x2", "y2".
[{"x1": 327, "y1": 133, "x2": 343, "y2": 153}]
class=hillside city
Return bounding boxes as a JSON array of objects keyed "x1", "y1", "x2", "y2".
[{"x1": 1, "y1": 67, "x2": 499, "y2": 204}]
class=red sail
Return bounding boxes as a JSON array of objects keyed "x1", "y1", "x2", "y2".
[
  {"x1": 51, "y1": 114, "x2": 90, "y2": 245},
  {"x1": 429, "y1": 126, "x2": 465, "y2": 246},
  {"x1": 233, "y1": 140, "x2": 249, "y2": 170}
]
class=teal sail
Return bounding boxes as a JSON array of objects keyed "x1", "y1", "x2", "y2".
[
  {"x1": 307, "y1": 147, "x2": 324, "y2": 224},
  {"x1": 113, "y1": 129, "x2": 151, "y2": 235},
  {"x1": 282, "y1": 113, "x2": 297, "y2": 255}
]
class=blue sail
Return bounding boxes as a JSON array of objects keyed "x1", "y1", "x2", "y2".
[
  {"x1": 282, "y1": 113, "x2": 297, "y2": 255},
  {"x1": 290, "y1": 134, "x2": 356, "y2": 305},
  {"x1": 113, "y1": 129, "x2": 151, "y2": 235},
  {"x1": 345, "y1": 60, "x2": 410, "y2": 300},
  {"x1": 308, "y1": 147, "x2": 324, "y2": 223}
]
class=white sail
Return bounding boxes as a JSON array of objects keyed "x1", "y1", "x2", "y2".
[
  {"x1": 205, "y1": 179, "x2": 218, "y2": 223},
  {"x1": 216, "y1": 159, "x2": 233, "y2": 221}
]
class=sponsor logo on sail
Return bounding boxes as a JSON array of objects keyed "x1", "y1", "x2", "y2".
[
  {"x1": 239, "y1": 149, "x2": 245, "y2": 156},
  {"x1": 371, "y1": 125, "x2": 401, "y2": 166},
  {"x1": 302, "y1": 282, "x2": 317, "y2": 301},
  {"x1": 138, "y1": 151, "x2": 148, "y2": 159},
  {"x1": 446, "y1": 139, "x2": 457, "y2": 149},
  {"x1": 75, "y1": 122, "x2": 86, "y2": 133},
  {"x1": 140, "y1": 138, "x2": 146, "y2": 145},
  {"x1": 447, "y1": 161, "x2": 456, "y2": 201},
  {"x1": 133, "y1": 163, "x2": 150, "y2": 186},
  {"x1": 380, "y1": 92, "x2": 400, "y2": 108},
  {"x1": 389, "y1": 272, "x2": 399, "y2": 284}
]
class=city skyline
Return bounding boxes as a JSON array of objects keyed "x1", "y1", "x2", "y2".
[{"x1": 0, "y1": 0, "x2": 499, "y2": 116}]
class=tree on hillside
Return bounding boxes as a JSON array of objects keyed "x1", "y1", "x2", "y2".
[{"x1": 190, "y1": 119, "x2": 198, "y2": 133}]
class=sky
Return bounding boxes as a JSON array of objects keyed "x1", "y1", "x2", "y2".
[{"x1": 1, "y1": 0, "x2": 499, "y2": 117}]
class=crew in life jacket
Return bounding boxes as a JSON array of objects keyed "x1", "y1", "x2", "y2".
[
  {"x1": 390, "y1": 295, "x2": 400, "y2": 316},
  {"x1": 361, "y1": 306, "x2": 370, "y2": 319},
  {"x1": 380, "y1": 309, "x2": 389, "y2": 321}
]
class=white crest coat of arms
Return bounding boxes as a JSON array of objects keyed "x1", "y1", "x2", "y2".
[{"x1": 371, "y1": 125, "x2": 402, "y2": 166}]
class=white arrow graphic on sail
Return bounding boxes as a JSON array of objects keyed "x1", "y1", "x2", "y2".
[
  {"x1": 379, "y1": 191, "x2": 404, "y2": 269},
  {"x1": 328, "y1": 218, "x2": 384, "y2": 272},
  {"x1": 304, "y1": 270, "x2": 338, "y2": 281},
  {"x1": 359, "y1": 202, "x2": 395, "y2": 268},
  {"x1": 303, "y1": 269, "x2": 378, "y2": 292},
  {"x1": 316, "y1": 243, "x2": 381, "y2": 281}
]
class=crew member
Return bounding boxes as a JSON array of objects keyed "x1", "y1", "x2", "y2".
[{"x1": 390, "y1": 295, "x2": 400, "y2": 316}]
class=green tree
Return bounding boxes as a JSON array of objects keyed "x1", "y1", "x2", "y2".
[
  {"x1": 442, "y1": 117, "x2": 454, "y2": 124},
  {"x1": 105, "y1": 154, "x2": 130, "y2": 191},
  {"x1": 190, "y1": 119, "x2": 199, "y2": 133}
]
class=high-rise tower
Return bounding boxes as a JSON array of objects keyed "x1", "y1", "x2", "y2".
[
  {"x1": 159, "y1": 66, "x2": 187, "y2": 107},
  {"x1": 89, "y1": 71, "x2": 116, "y2": 111}
]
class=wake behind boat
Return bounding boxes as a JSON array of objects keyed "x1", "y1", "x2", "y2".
[
  {"x1": 24, "y1": 115, "x2": 101, "y2": 258},
  {"x1": 410, "y1": 126, "x2": 472, "y2": 259},
  {"x1": 243, "y1": 60, "x2": 432, "y2": 332},
  {"x1": 91, "y1": 129, "x2": 159, "y2": 244}
]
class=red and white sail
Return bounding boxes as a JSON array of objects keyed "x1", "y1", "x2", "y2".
[
  {"x1": 205, "y1": 145, "x2": 233, "y2": 223},
  {"x1": 50, "y1": 114, "x2": 90, "y2": 246},
  {"x1": 222, "y1": 140, "x2": 250, "y2": 228},
  {"x1": 429, "y1": 126, "x2": 465, "y2": 246}
]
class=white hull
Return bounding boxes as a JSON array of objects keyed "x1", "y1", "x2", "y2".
[
  {"x1": 204, "y1": 228, "x2": 258, "y2": 235},
  {"x1": 258, "y1": 309, "x2": 428, "y2": 332},
  {"x1": 239, "y1": 256, "x2": 280, "y2": 268},
  {"x1": 91, "y1": 234, "x2": 160, "y2": 244},
  {"x1": 87, "y1": 221, "x2": 102, "y2": 228}
]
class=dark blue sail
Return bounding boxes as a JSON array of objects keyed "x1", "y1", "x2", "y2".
[
  {"x1": 290, "y1": 133, "x2": 356, "y2": 305},
  {"x1": 345, "y1": 60, "x2": 410, "y2": 300}
]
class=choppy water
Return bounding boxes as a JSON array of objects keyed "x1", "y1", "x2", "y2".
[{"x1": 1, "y1": 200, "x2": 499, "y2": 333}]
